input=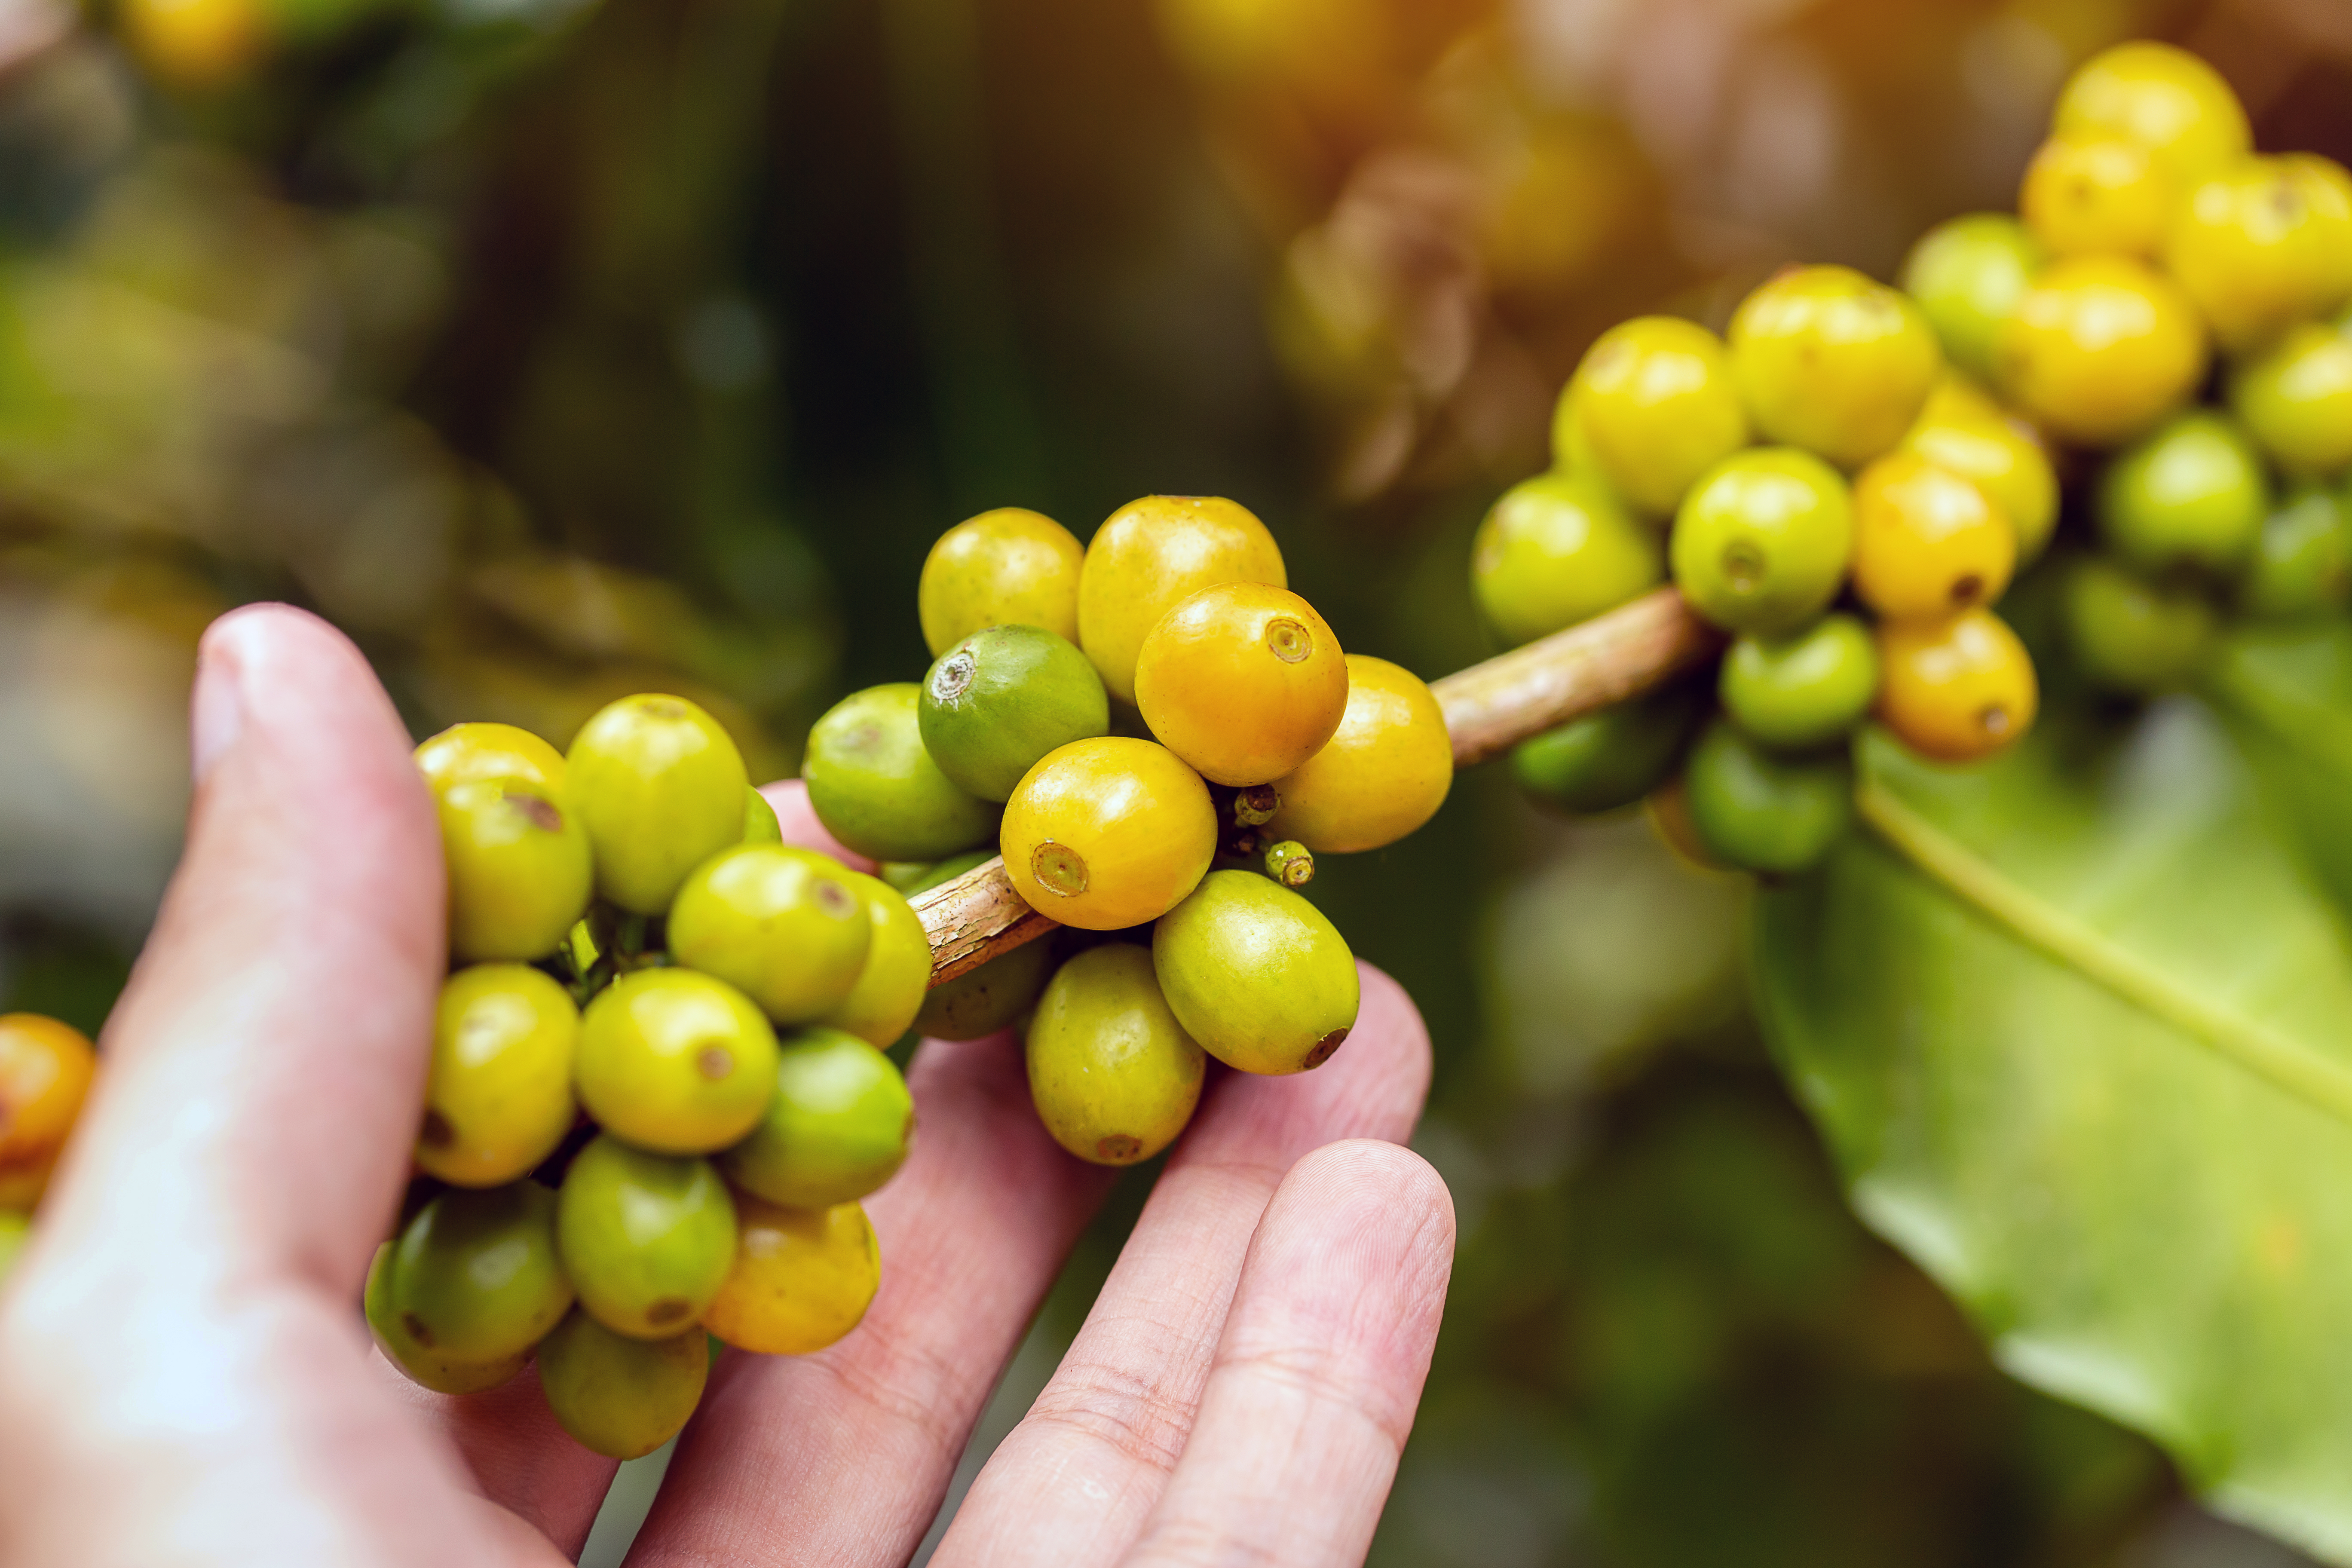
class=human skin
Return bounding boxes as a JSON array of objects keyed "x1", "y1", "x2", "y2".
[{"x1": 0, "y1": 603, "x2": 1454, "y2": 1568}]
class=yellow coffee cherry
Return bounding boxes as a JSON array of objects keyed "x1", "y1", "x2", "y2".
[
  {"x1": 918, "y1": 508, "x2": 1086, "y2": 656},
  {"x1": 1267, "y1": 655, "x2": 1451, "y2": 854},
  {"x1": 416, "y1": 965, "x2": 579, "y2": 1188},
  {"x1": 1996, "y1": 255, "x2": 2207, "y2": 447},
  {"x1": 2231, "y1": 322, "x2": 2352, "y2": 478},
  {"x1": 416, "y1": 723, "x2": 567, "y2": 794},
  {"x1": 814, "y1": 871, "x2": 932, "y2": 1048},
  {"x1": 2168, "y1": 155, "x2": 2352, "y2": 351},
  {"x1": 704, "y1": 1194, "x2": 880, "y2": 1356},
  {"x1": 2020, "y1": 135, "x2": 2170, "y2": 259},
  {"x1": 0, "y1": 1014, "x2": 96, "y2": 1210},
  {"x1": 1849, "y1": 452, "x2": 2016, "y2": 621},
  {"x1": 1902, "y1": 376, "x2": 2060, "y2": 563},
  {"x1": 1077, "y1": 496, "x2": 1286, "y2": 705},
  {"x1": 1729, "y1": 264, "x2": 1943, "y2": 468},
  {"x1": 575, "y1": 969, "x2": 781, "y2": 1155},
  {"x1": 742, "y1": 787, "x2": 783, "y2": 844},
  {"x1": 667, "y1": 845, "x2": 873, "y2": 1025},
  {"x1": 1026, "y1": 945, "x2": 1205, "y2": 1166},
  {"x1": 1875, "y1": 608, "x2": 2038, "y2": 763},
  {"x1": 2053, "y1": 40, "x2": 2250, "y2": 187},
  {"x1": 1001, "y1": 737, "x2": 1216, "y2": 930},
  {"x1": 432, "y1": 777, "x2": 594, "y2": 964},
  {"x1": 1133, "y1": 583, "x2": 1349, "y2": 787},
  {"x1": 567, "y1": 694, "x2": 750, "y2": 915},
  {"x1": 1556, "y1": 316, "x2": 1750, "y2": 514}
]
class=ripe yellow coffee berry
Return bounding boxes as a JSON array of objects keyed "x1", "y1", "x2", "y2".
[
  {"x1": 2053, "y1": 41, "x2": 2249, "y2": 188},
  {"x1": 431, "y1": 775, "x2": 593, "y2": 964},
  {"x1": 2020, "y1": 135, "x2": 2170, "y2": 259},
  {"x1": 1875, "y1": 608, "x2": 2038, "y2": 763},
  {"x1": 704, "y1": 1194, "x2": 881, "y2": 1356},
  {"x1": 1078, "y1": 495, "x2": 1286, "y2": 705},
  {"x1": 815, "y1": 870, "x2": 932, "y2": 1048},
  {"x1": 918, "y1": 507, "x2": 1086, "y2": 656},
  {"x1": 1729, "y1": 264, "x2": 1942, "y2": 468},
  {"x1": 0, "y1": 1014, "x2": 96, "y2": 1210},
  {"x1": 416, "y1": 722, "x2": 567, "y2": 793},
  {"x1": 567, "y1": 694, "x2": 750, "y2": 915},
  {"x1": 1996, "y1": 255, "x2": 2206, "y2": 447},
  {"x1": 1133, "y1": 583, "x2": 1348, "y2": 787},
  {"x1": 1027, "y1": 945, "x2": 1205, "y2": 1166},
  {"x1": 1902, "y1": 376, "x2": 2059, "y2": 563},
  {"x1": 1267, "y1": 655, "x2": 1452, "y2": 854},
  {"x1": 668, "y1": 845, "x2": 874, "y2": 1025},
  {"x1": 1001, "y1": 737, "x2": 1216, "y2": 930},
  {"x1": 1849, "y1": 452, "x2": 2015, "y2": 621},
  {"x1": 417, "y1": 965, "x2": 579, "y2": 1188},
  {"x1": 575, "y1": 969, "x2": 781, "y2": 1155},
  {"x1": 1154, "y1": 870, "x2": 1358, "y2": 1075},
  {"x1": 2167, "y1": 155, "x2": 2352, "y2": 351},
  {"x1": 1556, "y1": 316, "x2": 1750, "y2": 514}
]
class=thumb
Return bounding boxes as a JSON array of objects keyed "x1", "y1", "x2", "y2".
[{"x1": 42, "y1": 603, "x2": 443, "y2": 1294}]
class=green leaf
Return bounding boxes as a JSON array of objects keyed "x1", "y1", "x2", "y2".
[
  {"x1": 2208, "y1": 619, "x2": 2352, "y2": 916},
  {"x1": 1755, "y1": 704, "x2": 2352, "y2": 1562}
]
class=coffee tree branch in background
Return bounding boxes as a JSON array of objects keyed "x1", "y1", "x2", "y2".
[{"x1": 912, "y1": 587, "x2": 1720, "y2": 983}]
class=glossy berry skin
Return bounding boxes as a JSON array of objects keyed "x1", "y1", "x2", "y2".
[
  {"x1": 1027, "y1": 945, "x2": 1204, "y2": 1166},
  {"x1": 1728, "y1": 264, "x2": 1943, "y2": 468},
  {"x1": 2021, "y1": 135, "x2": 2169, "y2": 259},
  {"x1": 1153, "y1": 870, "x2": 1358, "y2": 1075},
  {"x1": 1681, "y1": 721, "x2": 1853, "y2": 876},
  {"x1": 919, "y1": 507, "x2": 1086, "y2": 656},
  {"x1": 567, "y1": 694, "x2": 750, "y2": 915},
  {"x1": 1078, "y1": 495, "x2": 1286, "y2": 706},
  {"x1": 2064, "y1": 555, "x2": 2216, "y2": 694},
  {"x1": 1266, "y1": 655, "x2": 1452, "y2": 853},
  {"x1": 814, "y1": 870, "x2": 932, "y2": 1048},
  {"x1": 415, "y1": 722, "x2": 567, "y2": 794},
  {"x1": 1719, "y1": 614, "x2": 1879, "y2": 752},
  {"x1": 2230, "y1": 323, "x2": 2352, "y2": 478},
  {"x1": 1556, "y1": 316, "x2": 1750, "y2": 514},
  {"x1": 1850, "y1": 451, "x2": 2015, "y2": 621},
  {"x1": 1471, "y1": 472, "x2": 1662, "y2": 646},
  {"x1": 557, "y1": 1135, "x2": 737, "y2": 1339},
  {"x1": 535, "y1": 1310, "x2": 709, "y2": 1460},
  {"x1": 1135, "y1": 583, "x2": 1349, "y2": 787},
  {"x1": 575, "y1": 969, "x2": 781, "y2": 1155},
  {"x1": 2052, "y1": 40, "x2": 2249, "y2": 187},
  {"x1": 741, "y1": 787, "x2": 782, "y2": 843},
  {"x1": 364, "y1": 1244, "x2": 527, "y2": 1396},
  {"x1": 385, "y1": 1184, "x2": 573, "y2": 1365},
  {"x1": 803, "y1": 684, "x2": 998, "y2": 863},
  {"x1": 1996, "y1": 256, "x2": 2207, "y2": 447},
  {"x1": 0, "y1": 1014, "x2": 95, "y2": 1210},
  {"x1": 1875, "y1": 608, "x2": 2039, "y2": 763},
  {"x1": 2097, "y1": 411, "x2": 2269, "y2": 576},
  {"x1": 2240, "y1": 486, "x2": 2352, "y2": 620},
  {"x1": 919, "y1": 625, "x2": 1110, "y2": 802},
  {"x1": 704, "y1": 1194, "x2": 881, "y2": 1356},
  {"x1": 1900, "y1": 214, "x2": 2044, "y2": 384},
  {"x1": 1001, "y1": 737, "x2": 1216, "y2": 931},
  {"x1": 668, "y1": 845, "x2": 873, "y2": 1025},
  {"x1": 719, "y1": 1027, "x2": 914, "y2": 1208},
  {"x1": 1510, "y1": 685, "x2": 1699, "y2": 815},
  {"x1": 1671, "y1": 447, "x2": 1853, "y2": 636},
  {"x1": 416, "y1": 965, "x2": 578, "y2": 1188},
  {"x1": 433, "y1": 776, "x2": 593, "y2": 964},
  {"x1": 1902, "y1": 376, "x2": 2059, "y2": 564},
  {"x1": 2167, "y1": 156, "x2": 2352, "y2": 351}
]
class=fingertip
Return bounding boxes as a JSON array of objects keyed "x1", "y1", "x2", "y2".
[
  {"x1": 1275, "y1": 1139, "x2": 1457, "y2": 1272},
  {"x1": 760, "y1": 779, "x2": 878, "y2": 873}
]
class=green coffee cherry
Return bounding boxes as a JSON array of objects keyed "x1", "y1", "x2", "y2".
[
  {"x1": 1730, "y1": 264, "x2": 1943, "y2": 467},
  {"x1": 742, "y1": 787, "x2": 783, "y2": 844},
  {"x1": 918, "y1": 625, "x2": 1110, "y2": 802},
  {"x1": 567, "y1": 694, "x2": 750, "y2": 915},
  {"x1": 535, "y1": 1309, "x2": 710, "y2": 1460},
  {"x1": 668, "y1": 845, "x2": 873, "y2": 1025},
  {"x1": 433, "y1": 778, "x2": 593, "y2": 963},
  {"x1": 385, "y1": 1183, "x2": 573, "y2": 1365},
  {"x1": 814, "y1": 870, "x2": 932, "y2": 1048},
  {"x1": 1510, "y1": 685, "x2": 1699, "y2": 816},
  {"x1": 1899, "y1": 214, "x2": 2046, "y2": 383},
  {"x1": 364, "y1": 1244, "x2": 528, "y2": 1396},
  {"x1": 1556, "y1": 316, "x2": 1750, "y2": 514},
  {"x1": 1153, "y1": 870, "x2": 1358, "y2": 1075},
  {"x1": 417, "y1": 964, "x2": 579, "y2": 1188},
  {"x1": 2064, "y1": 554, "x2": 2217, "y2": 693},
  {"x1": 2230, "y1": 322, "x2": 2352, "y2": 478},
  {"x1": 576, "y1": 969, "x2": 781, "y2": 1155},
  {"x1": 2097, "y1": 410, "x2": 2270, "y2": 575},
  {"x1": 1470, "y1": 471, "x2": 1662, "y2": 647},
  {"x1": 556, "y1": 1135, "x2": 737, "y2": 1339},
  {"x1": 1681, "y1": 721, "x2": 1853, "y2": 876},
  {"x1": 1719, "y1": 614, "x2": 1879, "y2": 751},
  {"x1": 1262, "y1": 839, "x2": 1314, "y2": 887},
  {"x1": 2241, "y1": 486, "x2": 2352, "y2": 619},
  {"x1": 719, "y1": 1027, "x2": 914, "y2": 1208},
  {"x1": 913, "y1": 937, "x2": 1053, "y2": 1042},
  {"x1": 1671, "y1": 448, "x2": 1854, "y2": 635},
  {"x1": 1027, "y1": 945, "x2": 1205, "y2": 1166},
  {"x1": 804, "y1": 684, "x2": 999, "y2": 862}
]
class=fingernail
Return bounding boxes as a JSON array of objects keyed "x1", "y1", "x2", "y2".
[{"x1": 190, "y1": 617, "x2": 255, "y2": 784}]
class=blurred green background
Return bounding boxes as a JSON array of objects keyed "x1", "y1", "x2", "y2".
[{"x1": 3, "y1": 0, "x2": 2349, "y2": 1559}]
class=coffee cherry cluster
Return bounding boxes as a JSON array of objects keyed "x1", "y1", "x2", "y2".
[
  {"x1": 383, "y1": 703, "x2": 927, "y2": 1458},
  {"x1": 802, "y1": 497, "x2": 1453, "y2": 1166},
  {"x1": 0, "y1": 1014, "x2": 98, "y2": 1283},
  {"x1": 1907, "y1": 42, "x2": 2352, "y2": 692}
]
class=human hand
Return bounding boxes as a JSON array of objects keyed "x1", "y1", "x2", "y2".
[{"x1": 0, "y1": 604, "x2": 1454, "y2": 1567}]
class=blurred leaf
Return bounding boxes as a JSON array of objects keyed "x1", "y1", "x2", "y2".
[
  {"x1": 2207, "y1": 620, "x2": 2352, "y2": 919},
  {"x1": 1756, "y1": 706, "x2": 2352, "y2": 1565}
]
